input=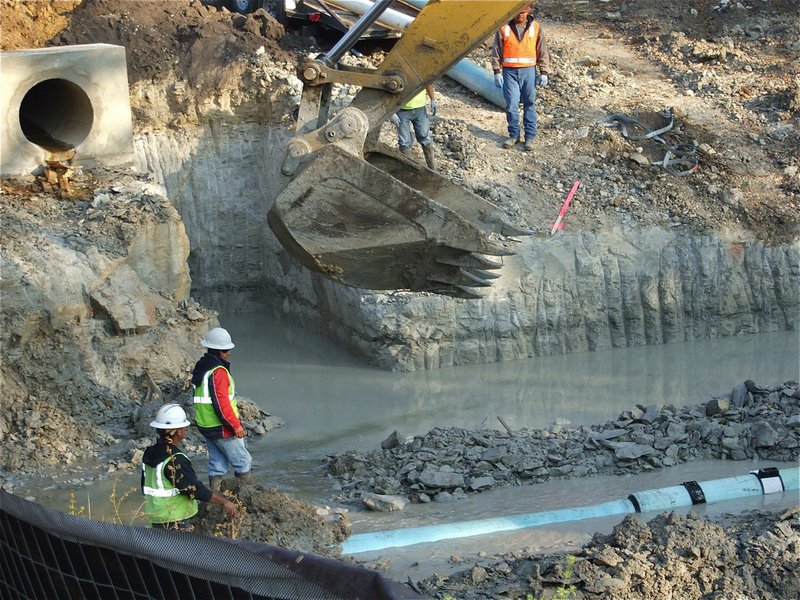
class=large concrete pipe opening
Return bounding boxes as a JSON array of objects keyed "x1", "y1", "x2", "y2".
[
  {"x1": 19, "y1": 78, "x2": 94, "y2": 152},
  {"x1": 0, "y1": 44, "x2": 133, "y2": 176}
]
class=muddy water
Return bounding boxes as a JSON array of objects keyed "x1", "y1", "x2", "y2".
[
  {"x1": 25, "y1": 314, "x2": 799, "y2": 580},
  {"x1": 227, "y1": 314, "x2": 798, "y2": 578},
  {"x1": 230, "y1": 312, "x2": 798, "y2": 492},
  {"x1": 221, "y1": 314, "x2": 800, "y2": 581}
]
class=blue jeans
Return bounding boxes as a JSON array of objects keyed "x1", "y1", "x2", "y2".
[
  {"x1": 205, "y1": 436, "x2": 252, "y2": 477},
  {"x1": 396, "y1": 106, "x2": 432, "y2": 150},
  {"x1": 502, "y1": 66, "x2": 538, "y2": 140}
]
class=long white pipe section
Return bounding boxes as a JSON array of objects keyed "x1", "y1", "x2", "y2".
[
  {"x1": 327, "y1": 0, "x2": 412, "y2": 30},
  {"x1": 341, "y1": 467, "x2": 799, "y2": 555},
  {"x1": 333, "y1": 0, "x2": 506, "y2": 107}
]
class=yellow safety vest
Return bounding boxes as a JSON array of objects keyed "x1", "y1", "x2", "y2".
[
  {"x1": 401, "y1": 89, "x2": 428, "y2": 110},
  {"x1": 142, "y1": 453, "x2": 198, "y2": 524},
  {"x1": 193, "y1": 365, "x2": 238, "y2": 429}
]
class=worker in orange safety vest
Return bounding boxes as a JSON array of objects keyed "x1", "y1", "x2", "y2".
[{"x1": 491, "y1": 2, "x2": 552, "y2": 152}]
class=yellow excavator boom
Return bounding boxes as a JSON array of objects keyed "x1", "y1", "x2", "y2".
[{"x1": 268, "y1": 0, "x2": 534, "y2": 298}]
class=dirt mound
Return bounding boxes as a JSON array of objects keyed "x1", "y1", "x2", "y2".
[
  {"x1": 1, "y1": 0, "x2": 294, "y2": 127},
  {"x1": 193, "y1": 478, "x2": 351, "y2": 558},
  {"x1": 51, "y1": 0, "x2": 288, "y2": 92},
  {"x1": 416, "y1": 506, "x2": 800, "y2": 599},
  {"x1": 0, "y1": 0, "x2": 80, "y2": 49}
]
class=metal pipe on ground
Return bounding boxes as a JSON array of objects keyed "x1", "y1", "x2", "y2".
[{"x1": 341, "y1": 467, "x2": 799, "y2": 555}]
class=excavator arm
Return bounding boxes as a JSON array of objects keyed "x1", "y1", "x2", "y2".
[{"x1": 268, "y1": 0, "x2": 533, "y2": 298}]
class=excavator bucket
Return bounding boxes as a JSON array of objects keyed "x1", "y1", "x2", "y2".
[
  {"x1": 267, "y1": 0, "x2": 535, "y2": 297},
  {"x1": 267, "y1": 145, "x2": 530, "y2": 298}
]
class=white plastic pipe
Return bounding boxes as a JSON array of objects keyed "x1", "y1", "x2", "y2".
[
  {"x1": 341, "y1": 467, "x2": 799, "y2": 555},
  {"x1": 328, "y1": 0, "x2": 416, "y2": 30},
  {"x1": 342, "y1": 498, "x2": 636, "y2": 555},
  {"x1": 333, "y1": 0, "x2": 506, "y2": 107}
]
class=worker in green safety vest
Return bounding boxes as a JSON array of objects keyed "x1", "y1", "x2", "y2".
[
  {"x1": 192, "y1": 327, "x2": 253, "y2": 492},
  {"x1": 390, "y1": 83, "x2": 438, "y2": 170},
  {"x1": 141, "y1": 403, "x2": 237, "y2": 529}
]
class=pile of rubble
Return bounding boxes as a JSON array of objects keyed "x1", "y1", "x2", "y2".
[
  {"x1": 329, "y1": 380, "x2": 800, "y2": 505},
  {"x1": 415, "y1": 506, "x2": 800, "y2": 599}
]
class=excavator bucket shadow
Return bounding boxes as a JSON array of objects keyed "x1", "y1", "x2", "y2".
[{"x1": 267, "y1": 145, "x2": 531, "y2": 299}]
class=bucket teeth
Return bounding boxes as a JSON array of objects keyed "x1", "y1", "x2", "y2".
[
  {"x1": 436, "y1": 255, "x2": 504, "y2": 270},
  {"x1": 429, "y1": 268, "x2": 492, "y2": 288},
  {"x1": 501, "y1": 223, "x2": 536, "y2": 236},
  {"x1": 460, "y1": 269, "x2": 494, "y2": 286},
  {"x1": 454, "y1": 286, "x2": 486, "y2": 300},
  {"x1": 467, "y1": 268, "x2": 501, "y2": 280}
]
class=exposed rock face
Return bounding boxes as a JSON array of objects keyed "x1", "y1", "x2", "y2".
[
  {"x1": 326, "y1": 230, "x2": 798, "y2": 371},
  {"x1": 135, "y1": 124, "x2": 799, "y2": 371},
  {"x1": 0, "y1": 171, "x2": 216, "y2": 472}
]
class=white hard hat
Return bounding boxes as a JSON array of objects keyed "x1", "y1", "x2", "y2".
[
  {"x1": 201, "y1": 327, "x2": 235, "y2": 350},
  {"x1": 150, "y1": 404, "x2": 191, "y2": 429}
]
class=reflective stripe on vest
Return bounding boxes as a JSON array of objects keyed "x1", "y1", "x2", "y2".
[
  {"x1": 501, "y1": 22, "x2": 539, "y2": 68},
  {"x1": 142, "y1": 453, "x2": 198, "y2": 523},
  {"x1": 401, "y1": 89, "x2": 428, "y2": 111},
  {"x1": 193, "y1": 365, "x2": 237, "y2": 428}
]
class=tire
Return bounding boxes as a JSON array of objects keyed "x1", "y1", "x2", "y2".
[
  {"x1": 225, "y1": 0, "x2": 257, "y2": 14},
  {"x1": 260, "y1": 0, "x2": 286, "y2": 23}
]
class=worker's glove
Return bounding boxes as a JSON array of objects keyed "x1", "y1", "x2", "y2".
[
  {"x1": 537, "y1": 74, "x2": 549, "y2": 88},
  {"x1": 389, "y1": 113, "x2": 400, "y2": 126},
  {"x1": 429, "y1": 100, "x2": 438, "y2": 116},
  {"x1": 494, "y1": 73, "x2": 503, "y2": 88}
]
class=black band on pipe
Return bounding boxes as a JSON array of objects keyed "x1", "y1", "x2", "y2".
[
  {"x1": 627, "y1": 494, "x2": 641, "y2": 513},
  {"x1": 750, "y1": 467, "x2": 785, "y2": 494},
  {"x1": 682, "y1": 480, "x2": 706, "y2": 505}
]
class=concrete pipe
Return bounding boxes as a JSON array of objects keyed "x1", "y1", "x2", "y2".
[{"x1": 0, "y1": 44, "x2": 134, "y2": 176}]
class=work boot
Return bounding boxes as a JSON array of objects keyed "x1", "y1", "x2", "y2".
[
  {"x1": 399, "y1": 146, "x2": 412, "y2": 156},
  {"x1": 524, "y1": 139, "x2": 535, "y2": 152},
  {"x1": 235, "y1": 471, "x2": 252, "y2": 484},
  {"x1": 502, "y1": 137, "x2": 519, "y2": 149},
  {"x1": 209, "y1": 476, "x2": 222, "y2": 492},
  {"x1": 422, "y1": 144, "x2": 436, "y2": 170}
]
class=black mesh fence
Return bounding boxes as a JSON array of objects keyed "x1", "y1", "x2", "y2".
[{"x1": 0, "y1": 490, "x2": 421, "y2": 600}]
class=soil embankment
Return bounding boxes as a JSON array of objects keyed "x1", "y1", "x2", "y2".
[{"x1": 414, "y1": 506, "x2": 800, "y2": 600}]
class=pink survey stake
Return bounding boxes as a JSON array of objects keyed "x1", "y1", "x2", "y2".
[{"x1": 550, "y1": 180, "x2": 581, "y2": 235}]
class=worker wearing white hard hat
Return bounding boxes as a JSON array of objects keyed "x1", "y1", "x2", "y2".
[
  {"x1": 192, "y1": 327, "x2": 253, "y2": 491},
  {"x1": 141, "y1": 403, "x2": 237, "y2": 528}
]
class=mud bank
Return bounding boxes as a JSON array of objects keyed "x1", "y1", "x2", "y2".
[
  {"x1": 0, "y1": 170, "x2": 217, "y2": 474},
  {"x1": 415, "y1": 506, "x2": 800, "y2": 600}
]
